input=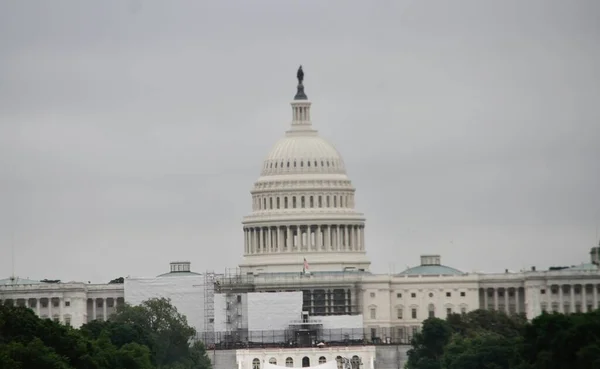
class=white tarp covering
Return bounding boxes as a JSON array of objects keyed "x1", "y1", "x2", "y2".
[
  {"x1": 264, "y1": 359, "x2": 338, "y2": 369},
  {"x1": 247, "y1": 292, "x2": 303, "y2": 331},
  {"x1": 320, "y1": 314, "x2": 364, "y2": 340},
  {"x1": 124, "y1": 275, "x2": 205, "y2": 333}
]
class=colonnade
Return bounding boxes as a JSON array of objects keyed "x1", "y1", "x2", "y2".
[
  {"x1": 481, "y1": 283, "x2": 600, "y2": 315},
  {"x1": 243, "y1": 224, "x2": 365, "y2": 254},
  {"x1": 87, "y1": 297, "x2": 124, "y2": 322},
  {"x1": 481, "y1": 287, "x2": 524, "y2": 314},
  {"x1": 543, "y1": 284, "x2": 600, "y2": 313}
]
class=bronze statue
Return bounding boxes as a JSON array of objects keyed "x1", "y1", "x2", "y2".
[{"x1": 297, "y1": 65, "x2": 304, "y2": 84}]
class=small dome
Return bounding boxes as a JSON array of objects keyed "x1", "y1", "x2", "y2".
[
  {"x1": 260, "y1": 134, "x2": 346, "y2": 177},
  {"x1": 397, "y1": 255, "x2": 464, "y2": 276},
  {"x1": 398, "y1": 265, "x2": 464, "y2": 276}
]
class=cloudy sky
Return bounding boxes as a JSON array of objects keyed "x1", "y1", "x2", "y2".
[{"x1": 1, "y1": 0, "x2": 599, "y2": 283}]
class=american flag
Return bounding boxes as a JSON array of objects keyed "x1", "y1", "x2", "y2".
[{"x1": 303, "y1": 258, "x2": 309, "y2": 273}]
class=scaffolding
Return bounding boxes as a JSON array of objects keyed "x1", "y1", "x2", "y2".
[
  {"x1": 203, "y1": 271, "x2": 216, "y2": 345},
  {"x1": 215, "y1": 268, "x2": 364, "y2": 317}
]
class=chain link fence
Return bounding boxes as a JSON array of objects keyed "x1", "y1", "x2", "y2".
[{"x1": 196, "y1": 327, "x2": 416, "y2": 350}]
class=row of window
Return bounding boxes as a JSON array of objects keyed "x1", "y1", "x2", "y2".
[
  {"x1": 263, "y1": 158, "x2": 342, "y2": 171},
  {"x1": 541, "y1": 302, "x2": 598, "y2": 314},
  {"x1": 253, "y1": 355, "x2": 361, "y2": 369},
  {"x1": 369, "y1": 304, "x2": 468, "y2": 320},
  {"x1": 0, "y1": 299, "x2": 70, "y2": 308},
  {"x1": 40, "y1": 314, "x2": 72, "y2": 326},
  {"x1": 254, "y1": 193, "x2": 353, "y2": 211},
  {"x1": 368, "y1": 291, "x2": 467, "y2": 299}
]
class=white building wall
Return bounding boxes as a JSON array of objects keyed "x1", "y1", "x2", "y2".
[
  {"x1": 360, "y1": 274, "x2": 479, "y2": 339},
  {"x1": 0, "y1": 282, "x2": 125, "y2": 328},
  {"x1": 214, "y1": 293, "x2": 227, "y2": 332},
  {"x1": 236, "y1": 346, "x2": 376, "y2": 369},
  {"x1": 124, "y1": 276, "x2": 205, "y2": 333},
  {"x1": 247, "y1": 292, "x2": 303, "y2": 331}
]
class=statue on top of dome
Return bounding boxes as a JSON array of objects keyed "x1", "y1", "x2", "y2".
[
  {"x1": 297, "y1": 65, "x2": 304, "y2": 85},
  {"x1": 294, "y1": 65, "x2": 308, "y2": 100}
]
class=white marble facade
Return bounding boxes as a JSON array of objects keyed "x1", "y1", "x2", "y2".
[
  {"x1": 0, "y1": 280, "x2": 124, "y2": 328},
  {"x1": 2, "y1": 70, "x2": 599, "y2": 336},
  {"x1": 236, "y1": 346, "x2": 376, "y2": 369}
]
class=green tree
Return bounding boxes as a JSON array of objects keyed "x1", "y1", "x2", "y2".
[
  {"x1": 441, "y1": 331, "x2": 526, "y2": 369},
  {"x1": 405, "y1": 318, "x2": 453, "y2": 369},
  {"x1": 81, "y1": 297, "x2": 210, "y2": 369},
  {"x1": 0, "y1": 338, "x2": 72, "y2": 369}
]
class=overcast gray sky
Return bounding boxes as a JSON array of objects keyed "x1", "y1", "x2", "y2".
[{"x1": 1, "y1": 0, "x2": 599, "y2": 283}]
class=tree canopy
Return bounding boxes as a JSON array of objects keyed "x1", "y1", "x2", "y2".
[
  {"x1": 406, "y1": 309, "x2": 600, "y2": 369},
  {"x1": 0, "y1": 297, "x2": 211, "y2": 369}
]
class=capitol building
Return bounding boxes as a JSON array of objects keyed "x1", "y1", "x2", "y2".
[{"x1": 2, "y1": 67, "x2": 600, "y2": 353}]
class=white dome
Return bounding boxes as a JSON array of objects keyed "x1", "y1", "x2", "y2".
[
  {"x1": 261, "y1": 133, "x2": 346, "y2": 177},
  {"x1": 239, "y1": 74, "x2": 370, "y2": 274}
]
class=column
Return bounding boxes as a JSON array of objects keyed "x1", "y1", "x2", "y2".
[
  {"x1": 336, "y1": 226, "x2": 341, "y2": 251},
  {"x1": 515, "y1": 287, "x2": 520, "y2": 314},
  {"x1": 570, "y1": 285, "x2": 575, "y2": 313},
  {"x1": 494, "y1": 289, "x2": 499, "y2": 310},
  {"x1": 244, "y1": 229, "x2": 248, "y2": 254},
  {"x1": 484, "y1": 289, "x2": 489, "y2": 309},
  {"x1": 103, "y1": 298, "x2": 107, "y2": 321},
  {"x1": 36, "y1": 298, "x2": 40, "y2": 316},
  {"x1": 558, "y1": 286, "x2": 564, "y2": 313},
  {"x1": 253, "y1": 228, "x2": 258, "y2": 253},
  {"x1": 343, "y1": 226, "x2": 349, "y2": 251},
  {"x1": 248, "y1": 229, "x2": 252, "y2": 254},
  {"x1": 48, "y1": 298, "x2": 53, "y2": 319},
  {"x1": 504, "y1": 289, "x2": 509, "y2": 313},
  {"x1": 593, "y1": 284, "x2": 598, "y2": 309},
  {"x1": 59, "y1": 298, "x2": 63, "y2": 323},
  {"x1": 360, "y1": 226, "x2": 366, "y2": 250},
  {"x1": 348, "y1": 225, "x2": 353, "y2": 250},
  {"x1": 266, "y1": 227, "x2": 271, "y2": 252},
  {"x1": 258, "y1": 227, "x2": 263, "y2": 253},
  {"x1": 278, "y1": 227, "x2": 283, "y2": 252},
  {"x1": 286, "y1": 226, "x2": 292, "y2": 251},
  {"x1": 92, "y1": 299, "x2": 97, "y2": 320},
  {"x1": 317, "y1": 225, "x2": 323, "y2": 249},
  {"x1": 325, "y1": 225, "x2": 331, "y2": 250}
]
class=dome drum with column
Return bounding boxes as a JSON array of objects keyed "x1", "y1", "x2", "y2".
[{"x1": 239, "y1": 67, "x2": 370, "y2": 274}]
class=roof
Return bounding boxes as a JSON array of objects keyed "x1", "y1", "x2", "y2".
[
  {"x1": 397, "y1": 264, "x2": 464, "y2": 276},
  {"x1": 261, "y1": 134, "x2": 347, "y2": 177},
  {"x1": 0, "y1": 277, "x2": 41, "y2": 285},
  {"x1": 156, "y1": 271, "x2": 202, "y2": 278},
  {"x1": 566, "y1": 263, "x2": 599, "y2": 271}
]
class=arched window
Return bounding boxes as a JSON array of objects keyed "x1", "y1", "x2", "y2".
[
  {"x1": 310, "y1": 196, "x2": 314, "y2": 208},
  {"x1": 293, "y1": 196, "x2": 297, "y2": 208},
  {"x1": 269, "y1": 358, "x2": 277, "y2": 365},
  {"x1": 286, "y1": 358, "x2": 294, "y2": 367},
  {"x1": 253, "y1": 358, "x2": 260, "y2": 369},
  {"x1": 351, "y1": 356, "x2": 361, "y2": 369},
  {"x1": 319, "y1": 357, "x2": 326, "y2": 364},
  {"x1": 302, "y1": 357, "x2": 310, "y2": 367},
  {"x1": 285, "y1": 197, "x2": 288, "y2": 209},
  {"x1": 428, "y1": 303, "x2": 435, "y2": 318}
]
